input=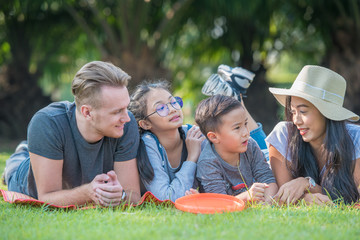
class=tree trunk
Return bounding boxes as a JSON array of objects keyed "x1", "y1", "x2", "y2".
[
  {"x1": 0, "y1": 64, "x2": 51, "y2": 140},
  {"x1": 327, "y1": 52, "x2": 360, "y2": 116},
  {"x1": 0, "y1": 17, "x2": 51, "y2": 140},
  {"x1": 244, "y1": 65, "x2": 279, "y2": 134},
  {"x1": 323, "y1": 25, "x2": 360, "y2": 117}
]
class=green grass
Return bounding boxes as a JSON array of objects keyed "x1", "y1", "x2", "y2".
[
  {"x1": 1, "y1": 153, "x2": 360, "y2": 240},
  {"x1": 0, "y1": 152, "x2": 9, "y2": 190}
]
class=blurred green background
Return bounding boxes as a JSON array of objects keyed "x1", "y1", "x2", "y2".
[{"x1": 1, "y1": 0, "x2": 360, "y2": 145}]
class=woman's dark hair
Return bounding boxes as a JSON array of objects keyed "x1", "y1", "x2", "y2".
[
  {"x1": 128, "y1": 80, "x2": 184, "y2": 184},
  {"x1": 285, "y1": 96, "x2": 359, "y2": 204}
]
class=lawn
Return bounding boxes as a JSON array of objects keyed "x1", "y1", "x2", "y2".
[{"x1": 1, "y1": 152, "x2": 359, "y2": 240}]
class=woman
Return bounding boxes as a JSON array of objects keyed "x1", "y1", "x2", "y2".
[{"x1": 266, "y1": 65, "x2": 360, "y2": 205}]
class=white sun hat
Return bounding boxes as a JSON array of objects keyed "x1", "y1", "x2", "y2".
[{"x1": 269, "y1": 65, "x2": 359, "y2": 122}]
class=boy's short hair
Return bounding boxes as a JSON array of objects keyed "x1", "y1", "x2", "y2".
[
  {"x1": 72, "y1": 61, "x2": 131, "y2": 110},
  {"x1": 195, "y1": 95, "x2": 242, "y2": 138}
]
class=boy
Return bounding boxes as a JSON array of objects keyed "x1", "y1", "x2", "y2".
[{"x1": 195, "y1": 95, "x2": 277, "y2": 203}]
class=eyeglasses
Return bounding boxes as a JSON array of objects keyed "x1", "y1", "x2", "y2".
[{"x1": 144, "y1": 96, "x2": 183, "y2": 119}]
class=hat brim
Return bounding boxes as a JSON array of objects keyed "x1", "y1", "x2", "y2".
[{"x1": 269, "y1": 87, "x2": 359, "y2": 122}]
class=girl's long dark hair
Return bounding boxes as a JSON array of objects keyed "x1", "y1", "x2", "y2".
[
  {"x1": 128, "y1": 81, "x2": 185, "y2": 184},
  {"x1": 285, "y1": 96, "x2": 359, "y2": 204},
  {"x1": 135, "y1": 127, "x2": 186, "y2": 184}
]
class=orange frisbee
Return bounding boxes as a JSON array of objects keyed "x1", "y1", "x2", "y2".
[{"x1": 175, "y1": 193, "x2": 245, "y2": 214}]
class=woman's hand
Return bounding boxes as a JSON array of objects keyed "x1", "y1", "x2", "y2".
[
  {"x1": 185, "y1": 126, "x2": 205, "y2": 163},
  {"x1": 274, "y1": 177, "x2": 309, "y2": 205},
  {"x1": 303, "y1": 193, "x2": 334, "y2": 206}
]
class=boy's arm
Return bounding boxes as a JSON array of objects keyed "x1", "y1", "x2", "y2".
[
  {"x1": 235, "y1": 142, "x2": 278, "y2": 203},
  {"x1": 250, "y1": 141, "x2": 276, "y2": 185},
  {"x1": 235, "y1": 182, "x2": 277, "y2": 203},
  {"x1": 234, "y1": 184, "x2": 262, "y2": 202},
  {"x1": 196, "y1": 158, "x2": 227, "y2": 194}
]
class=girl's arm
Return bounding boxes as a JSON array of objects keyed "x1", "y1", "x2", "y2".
[
  {"x1": 184, "y1": 126, "x2": 205, "y2": 163},
  {"x1": 142, "y1": 127, "x2": 204, "y2": 202},
  {"x1": 142, "y1": 140, "x2": 196, "y2": 202}
]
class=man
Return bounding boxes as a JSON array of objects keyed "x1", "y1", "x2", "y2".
[{"x1": 3, "y1": 61, "x2": 141, "y2": 206}]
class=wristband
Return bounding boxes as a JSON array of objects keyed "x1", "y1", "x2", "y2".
[
  {"x1": 305, "y1": 176, "x2": 316, "y2": 189},
  {"x1": 121, "y1": 189, "x2": 127, "y2": 200}
]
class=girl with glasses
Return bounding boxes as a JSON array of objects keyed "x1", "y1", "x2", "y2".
[{"x1": 128, "y1": 81, "x2": 205, "y2": 201}]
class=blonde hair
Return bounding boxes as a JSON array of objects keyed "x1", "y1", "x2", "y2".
[{"x1": 72, "y1": 61, "x2": 131, "y2": 109}]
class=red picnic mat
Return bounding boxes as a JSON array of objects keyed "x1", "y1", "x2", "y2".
[{"x1": 0, "y1": 189, "x2": 174, "y2": 210}]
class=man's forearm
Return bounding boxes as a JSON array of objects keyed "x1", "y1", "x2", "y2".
[
  {"x1": 124, "y1": 189, "x2": 141, "y2": 204},
  {"x1": 37, "y1": 184, "x2": 93, "y2": 206}
]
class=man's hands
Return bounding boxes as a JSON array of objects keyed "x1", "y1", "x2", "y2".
[{"x1": 88, "y1": 170, "x2": 125, "y2": 207}]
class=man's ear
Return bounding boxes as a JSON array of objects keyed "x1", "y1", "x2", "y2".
[
  {"x1": 207, "y1": 131, "x2": 219, "y2": 144},
  {"x1": 80, "y1": 105, "x2": 92, "y2": 119},
  {"x1": 139, "y1": 119, "x2": 152, "y2": 130}
]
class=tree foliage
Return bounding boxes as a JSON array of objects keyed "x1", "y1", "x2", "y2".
[
  {"x1": 1, "y1": 0, "x2": 359, "y2": 139},
  {"x1": 0, "y1": 0, "x2": 82, "y2": 139},
  {"x1": 64, "y1": 0, "x2": 195, "y2": 90},
  {"x1": 275, "y1": 0, "x2": 360, "y2": 115},
  {"x1": 164, "y1": 0, "x2": 282, "y2": 131}
]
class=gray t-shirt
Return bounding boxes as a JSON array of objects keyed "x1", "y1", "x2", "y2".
[
  {"x1": 27, "y1": 101, "x2": 139, "y2": 199},
  {"x1": 196, "y1": 138, "x2": 275, "y2": 196}
]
